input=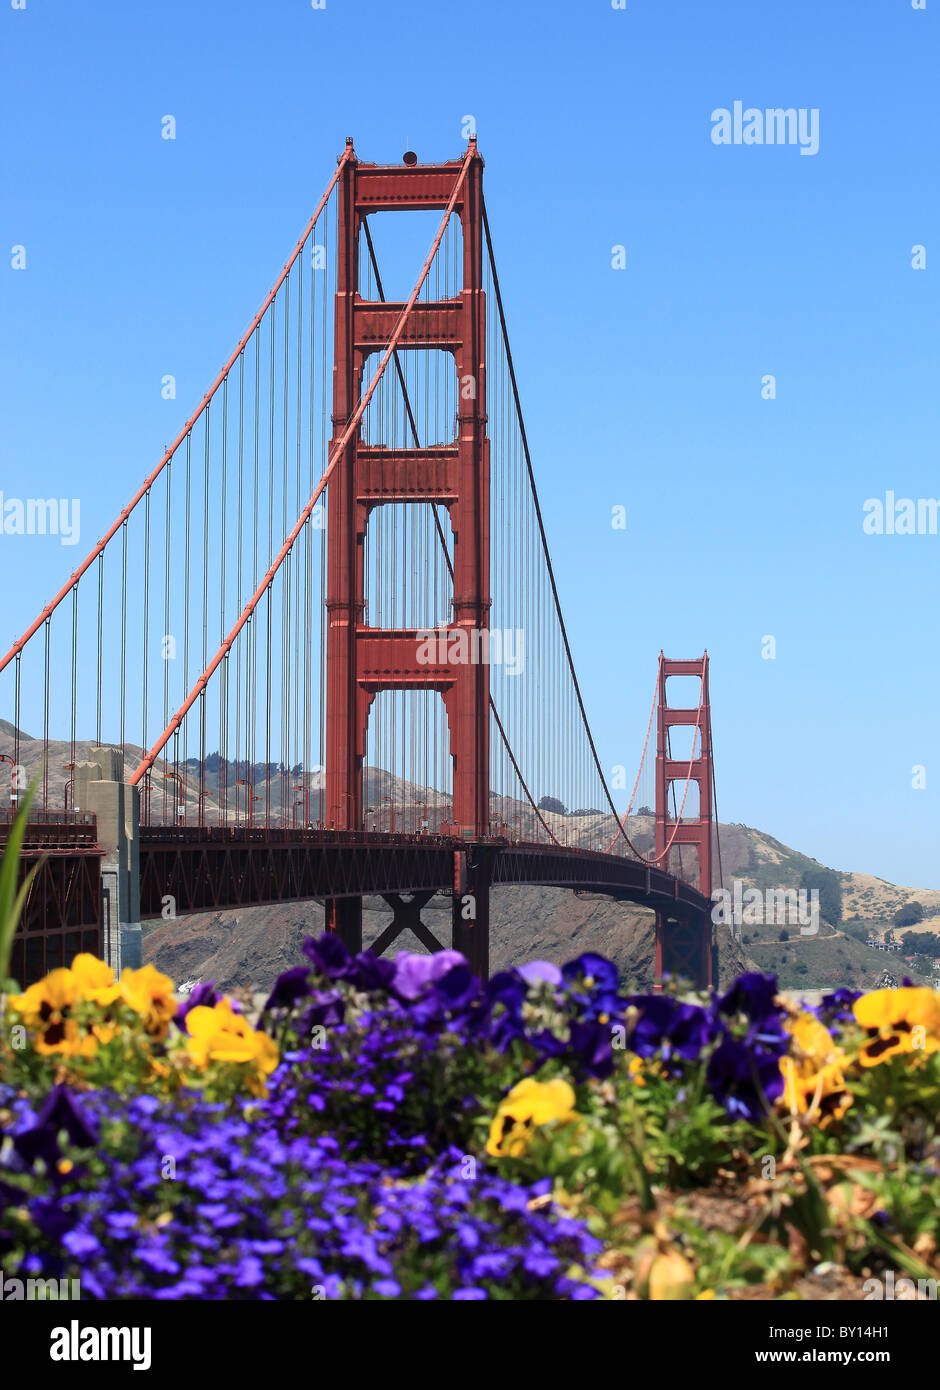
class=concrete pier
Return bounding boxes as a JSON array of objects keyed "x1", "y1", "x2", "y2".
[{"x1": 73, "y1": 747, "x2": 140, "y2": 973}]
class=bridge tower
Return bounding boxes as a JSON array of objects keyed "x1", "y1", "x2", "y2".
[
  {"x1": 654, "y1": 653, "x2": 714, "y2": 987},
  {"x1": 323, "y1": 139, "x2": 491, "y2": 970}
]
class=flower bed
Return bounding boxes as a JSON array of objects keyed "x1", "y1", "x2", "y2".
[{"x1": 1, "y1": 936, "x2": 938, "y2": 1300}]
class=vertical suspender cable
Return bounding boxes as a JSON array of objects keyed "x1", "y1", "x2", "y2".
[
  {"x1": 96, "y1": 552, "x2": 103, "y2": 747},
  {"x1": 42, "y1": 619, "x2": 50, "y2": 810},
  {"x1": 120, "y1": 519, "x2": 128, "y2": 781},
  {"x1": 182, "y1": 434, "x2": 191, "y2": 802},
  {"x1": 142, "y1": 489, "x2": 150, "y2": 798},
  {"x1": 220, "y1": 376, "x2": 228, "y2": 824},
  {"x1": 163, "y1": 459, "x2": 172, "y2": 823}
]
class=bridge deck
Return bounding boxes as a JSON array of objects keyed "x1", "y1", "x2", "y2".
[{"x1": 137, "y1": 826, "x2": 709, "y2": 921}]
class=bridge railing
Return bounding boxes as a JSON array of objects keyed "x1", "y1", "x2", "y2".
[{"x1": 0, "y1": 810, "x2": 99, "y2": 848}]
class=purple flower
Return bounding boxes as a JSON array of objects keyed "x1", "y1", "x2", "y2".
[
  {"x1": 432, "y1": 964, "x2": 480, "y2": 1010},
  {"x1": 818, "y1": 987, "x2": 862, "y2": 1027},
  {"x1": 706, "y1": 1037, "x2": 783, "y2": 1121},
  {"x1": 303, "y1": 933, "x2": 356, "y2": 980},
  {"x1": 517, "y1": 960, "x2": 563, "y2": 987},
  {"x1": 298, "y1": 991, "x2": 346, "y2": 1033},
  {"x1": 392, "y1": 950, "x2": 466, "y2": 1001},
  {"x1": 718, "y1": 972, "x2": 779, "y2": 1023},
  {"x1": 373, "y1": 1278, "x2": 401, "y2": 1297},
  {"x1": 176, "y1": 981, "x2": 224, "y2": 1025},
  {"x1": 568, "y1": 1019, "x2": 615, "y2": 1078},
  {"x1": 562, "y1": 952, "x2": 619, "y2": 995},
  {"x1": 63, "y1": 1228, "x2": 101, "y2": 1258},
  {"x1": 263, "y1": 966, "x2": 312, "y2": 1012},
  {"x1": 14, "y1": 1086, "x2": 98, "y2": 1171},
  {"x1": 353, "y1": 952, "x2": 397, "y2": 993}
]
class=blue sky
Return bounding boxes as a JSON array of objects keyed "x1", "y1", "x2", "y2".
[{"x1": 1, "y1": 0, "x2": 938, "y2": 887}]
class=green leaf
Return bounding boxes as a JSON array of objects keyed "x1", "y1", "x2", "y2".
[{"x1": 0, "y1": 779, "x2": 43, "y2": 988}]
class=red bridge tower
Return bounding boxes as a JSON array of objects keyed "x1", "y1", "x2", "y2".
[
  {"x1": 654, "y1": 653, "x2": 715, "y2": 988},
  {"x1": 324, "y1": 140, "x2": 491, "y2": 969}
]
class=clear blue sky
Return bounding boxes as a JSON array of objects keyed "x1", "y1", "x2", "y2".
[{"x1": 1, "y1": 0, "x2": 938, "y2": 888}]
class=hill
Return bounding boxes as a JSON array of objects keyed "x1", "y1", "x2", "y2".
[{"x1": 1, "y1": 723, "x2": 935, "y2": 995}]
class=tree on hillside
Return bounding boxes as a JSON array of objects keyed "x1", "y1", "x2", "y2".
[
  {"x1": 901, "y1": 929, "x2": 940, "y2": 956},
  {"x1": 800, "y1": 865, "x2": 842, "y2": 927},
  {"x1": 894, "y1": 901, "x2": 925, "y2": 929},
  {"x1": 538, "y1": 795, "x2": 567, "y2": 816}
]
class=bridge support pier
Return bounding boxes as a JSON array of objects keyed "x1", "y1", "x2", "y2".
[
  {"x1": 451, "y1": 847, "x2": 490, "y2": 978},
  {"x1": 324, "y1": 896, "x2": 362, "y2": 954},
  {"x1": 74, "y1": 747, "x2": 140, "y2": 973},
  {"x1": 654, "y1": 907, "x2": 712, "y2": 992}
]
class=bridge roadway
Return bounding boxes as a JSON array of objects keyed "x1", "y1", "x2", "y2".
[
  {"x1": 139, "y1": 825, "x2": 709, "y2": 922},
  {"x1": 4, "y1": 819, "x2": 712, "y2": 984}
]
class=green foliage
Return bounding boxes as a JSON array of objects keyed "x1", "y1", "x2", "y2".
[
  {"x1": 902, "y1": 930, "x2": 940, "y2": 956},
  {"x1": 800, "y1": 864, "x2": 843, "y2": 926},
  {"x1": 0, "y1": 779, "x2": 41, "y2": 993},
  {"x1": 895, "y1": 901, "x2": 926, "y2": 928}
]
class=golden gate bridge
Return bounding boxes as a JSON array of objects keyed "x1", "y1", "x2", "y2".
[{"x1": 0, "y1": 139, "x2": 719, "y2": 989}]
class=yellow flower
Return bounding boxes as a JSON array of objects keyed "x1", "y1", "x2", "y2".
[
  {"x1": 853, "y1": 988, "x2": 940, "y2": 1067},
  {"x1": 486, "y1": 1077, "x2": 578, "y2": 1158},
  {"x1": 120, "y1": 964, "x2": 177, "y2": 1039},
  {"x1": 780, "y1": 1012, "x2": 851, "y2": 1126},
  {"x1": 7, "y1": 969, "x2": 98, "y2": 1055},
  {"x1": 36, "y1": 1016, "x2": 98, "y2": 1058},
  {"x1": 9, "y1": 967, "x2": 78, "y2": 1023},
  {"x1": 781, "y1": 1057, "x2": 851, "y2": 1126},
  {"x1": 649, "y1": 1249, "x2": 696, "y2": 1301},
  {"x1": 71, "y1": 953, "x2": 121, "y2": 1007},
  {"x1": 184, "y1": 999, "x2": 279, "y2": 1095},
  {"x1": 627, "y1": 1055, "x2": 665, "y2": 1087},
  {"x1": 789, "y1": 1012, "x2": 841, "y2": 1066}
]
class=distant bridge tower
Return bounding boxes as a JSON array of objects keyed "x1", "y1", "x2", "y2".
[
  {"x1": 324, "y1": 139, "x2": 491, "y2": 968},
  {"x1": 654, "y1": 653, "x2": 714, "y2": 987}
]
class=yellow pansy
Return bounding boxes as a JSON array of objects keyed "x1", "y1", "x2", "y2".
[
  {"x1": 8, "y1": 968, "x2": 93, "y2": 1054},
  {"x1": 119, "y1": 964, "x2": 177, "y2": 1039},
  {"x1": 789, "y1": 1012, "x2": 842, "y2": 1066},
  {"x1": 9, "y1": 967, "x2": 78, "y2": 1023},
  {"x1": 71, "y1": 953, "x2": 121, "y2": 1007},
  {"x1": 780, "y1": 1012, "x2": 851, "y2": 1125},
  {"x1": 184, "y1": 999, "x2": 279, "y2": 1095},
  {"x1": 35, "y1": 1015, "x2": 98, "y2": 1059},
  {"x1": 486, "y1": 1077, "x2": 578, "y2": 1158},
  {"x1": 853, "y1": 988, "x2": 940, "y2": 1067},
  {"x1": 780, "y1": 1057, "x2": 851, "y2": 1126}
]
